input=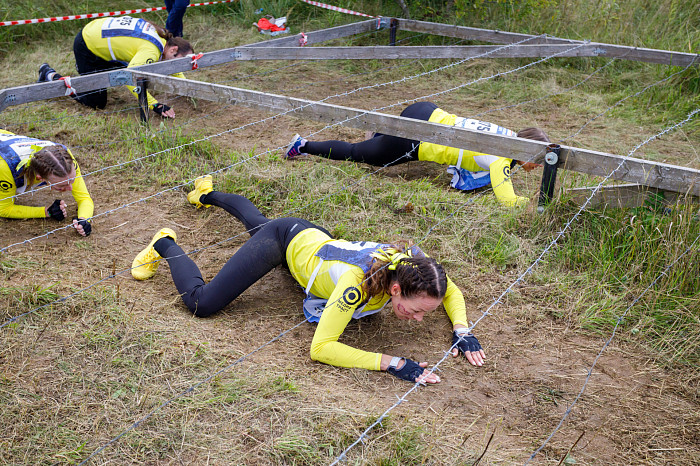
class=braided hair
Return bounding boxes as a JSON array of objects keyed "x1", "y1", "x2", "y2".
[
  {"x1": 23, "y1": 145, "x2": 75, "y2": 189},
  {"x1": 362, "y1": 246, "x2": 447, "y2": 300}
]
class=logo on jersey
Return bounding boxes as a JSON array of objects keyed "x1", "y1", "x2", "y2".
[
  {"x1": 0, "y1": 181, "x2": 12, "y2": 191},
  {"x1": 335, "y1": 286, "x2": 363, "y2": 313},
  {"x1": 503, "y1": 166, "x2": 511, "y2": 178},
  {"x1": 342, "y1": 286, "x2": 362, "y2": 306}
]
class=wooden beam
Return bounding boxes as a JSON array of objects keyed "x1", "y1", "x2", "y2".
[
  {"x1": 184, "y1": 44, "x2": 607, "y2": 63},
  {"x1": 0, "y1": 72, "x2": 116, "y2": 113},
  {"x1": 567, "y1": 184, "x2": 699, "y2": 208},
  {"x1": 0, "y1": 19, "x2": 381, "y2": 112},
  {"x1": 133, "y1": 70, "x2": 700, "y2": 197},
  {"x1": 397, "y1": 19, "x2": 700, "y2": 67}
]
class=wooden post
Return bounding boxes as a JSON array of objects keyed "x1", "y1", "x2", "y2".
[
  {"x1": 566, "y1": 184, "x2": 699, "y2": 209},
  {"x1": 537, "y1": 144, "x2": 561, "y2": 213}
]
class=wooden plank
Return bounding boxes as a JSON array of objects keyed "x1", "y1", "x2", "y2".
[
  {"x1": 0, "y1": 72, "x2": 116, "y2": 113},
  {"x1": 398, "y1": 19, "x2": 700, "y2": 67},
  {"x1": 0, "y1": 19, "x2": 380, "y2": 112},
  {"x1": 195, "y1": 44, "x2": 604, "y2": 62},
  {"x1": 567, "y1": 184, "x2": 699, "y2": 208},
  {"x1": 134, "y1": 70, "x2": 700, "y2": 197}
]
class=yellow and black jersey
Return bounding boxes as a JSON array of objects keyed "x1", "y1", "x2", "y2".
[
  {"x1": 0, "y1": 131, "x2": 94, "y2": 219},
  {"x1": 286, "y1": 227, "x2": 469, "y2": 370},
  {"x1": 418, "y1": 107, "x2": 528, "y2": 206},
  {"x1": 82, "y1": 16, "x2": 186, "y2": 108}
]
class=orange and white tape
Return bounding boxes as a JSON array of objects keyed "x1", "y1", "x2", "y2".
[{"x1": 1, "y1": 1, "x2": 238, "y2": 27}]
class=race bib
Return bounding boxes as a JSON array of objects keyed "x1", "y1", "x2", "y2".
[{"x1": 453, "y1": 117, "x2": 516, "y2": 137}]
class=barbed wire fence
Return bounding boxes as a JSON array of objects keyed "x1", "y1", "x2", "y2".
[
  {"x1": 72, "y1": 137, "x2": 550, "y2": 463},
  {"x1": 329, "y1": 107, "x2": 699, "y2": 464},
  {"x1": 524, "y1": 231, "x2": 700, "y2": 463},
  {"x1": 2, "y1": 34, "x2": 571, "y2": 254}
]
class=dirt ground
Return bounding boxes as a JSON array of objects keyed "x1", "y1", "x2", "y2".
[{"x1": 1, "y1": 56, "x2": 699, "y2": 465}]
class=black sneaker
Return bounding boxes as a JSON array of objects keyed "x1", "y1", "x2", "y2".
[{"x1": 37, "y1": 63, "x2": 57, "y2": 83}]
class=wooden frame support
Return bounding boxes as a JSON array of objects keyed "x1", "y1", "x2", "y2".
[
  {"x1": 0, "y1": 19, "x2": 381, "y2": 113},
  {"x1": 397, "y1": 19, "x2": 699, "y2": 67},
  {"x1": 133, "y1": 70, "x2": 700, "y2": 197},
  {"x1": 2, "y1": 17, "x2": 697, "y2": 113}
]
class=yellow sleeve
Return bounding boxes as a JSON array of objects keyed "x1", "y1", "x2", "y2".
[
  {"x1": 70, "y1": 160, "x2": 94, "y2": 219},
  {"x1": 443, "y1": 276, "x2": 469, "y2": 327},
  {"x1": 310, "y1": 270, "x2": 383, "y2": 371},
  {"x1": 126, "y1": 47, "x2": 187, "y2": 108},
  {"x1": 0, "y1": 161, "x2": 45, "y2": 219},
  {"x1": 124, "y1": 47, "x2": 162, "y2": 107},
  {"x1": 489, "y1": 157, "x2": 529, "y2": 207}
]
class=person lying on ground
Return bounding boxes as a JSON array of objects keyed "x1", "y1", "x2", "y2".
[
  {"x1": 286, "y1": 101, "x2": 550, "y2": 207},
  {"x1": 131, "y1": 175, "x2": 485, "y2": 384},
  {"x1": 0, "y1": 130, "x2": 94, "y2": 236}
]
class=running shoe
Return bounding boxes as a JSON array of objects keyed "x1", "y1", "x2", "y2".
[
  {"x1": 285, "y1": 134, "x2": 307, "y2": 159},
  {"x1": 187, "y1": 175, "x2": 213, "y2": 208},
  {"x1": 37, "y1": 63, "x2": 57, "y2": 83},
  {"x1": 131, "y1": 228, "x2": 177, "y2": 280}
]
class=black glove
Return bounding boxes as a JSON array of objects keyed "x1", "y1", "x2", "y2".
[
  {"x1": 152, "y1": 103, "x2": 171, "y2": 116},
  {"x1": 47, "y1": 199, "x2": 65, "y2": 221},
  {"x1": 386, "y1": 357, "x2": 425, "y2": 383},
  {"x1": 452, "y1": 330, "x2": 482, "y2": 355},
  {"x1": 73, "y1": 217, "x2": 92, "y2": 236}
]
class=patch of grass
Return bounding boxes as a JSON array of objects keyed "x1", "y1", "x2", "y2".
[{"x1": 270, "y1": 430, "x2": 325, "y2": 464}]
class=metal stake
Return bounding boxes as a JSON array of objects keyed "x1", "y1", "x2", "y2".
[
  {"x1": 537, "y1": 144, "x2": 561, "y2": 213},
  {"x1": 136, "y1": 77, "x2": 149, "y2": 124}
]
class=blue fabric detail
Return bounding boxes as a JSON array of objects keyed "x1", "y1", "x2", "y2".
[
  {"x1": 302, "y1": 295, "x2": 327, "y2": 323},
  {"x1": 447, "y1": 166, "x2": 491, "y2": 191},
  {"x1": 301, "y1": 241, "x2": 426, "y2": 323},
  {"x1": 0, "y1": 136, "x2": 38, "y2": 188},
  {"x1": 315, "y1": 241, "x2": 386, "y2": 273}
]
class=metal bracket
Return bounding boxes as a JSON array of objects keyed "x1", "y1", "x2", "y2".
[
  {"x1": 376, "y1": 17, "x2": 391, "y2": 29},
  {"x1": 109, "y1": 70, "x2": 134, "y2": 86},
  {"x1": 593, "y1": 47, "x2": 607, "y2": 56},
  {"x1": 231, "y1": 51, "x2": 242, "y2": 59},
  {"x1": 3, "y1": 94, "x2": 16, "y2": 104},
  {"x1": 389, "y1": 18, "x2": 399, "y2": 46},
  {"x1": 544, "y1": 151, "x2": 559, "y2": 165}
]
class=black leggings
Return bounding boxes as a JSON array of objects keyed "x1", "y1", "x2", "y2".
[
  {"x1": 303, "y1": 101, "x2": 437, "y2": 166},
  {"x1": 72, "y1": 30, "x2": 128, "y2": 109},
  {"x1": 153, "y1": 191, "x2": 331, "y2": 317}
]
